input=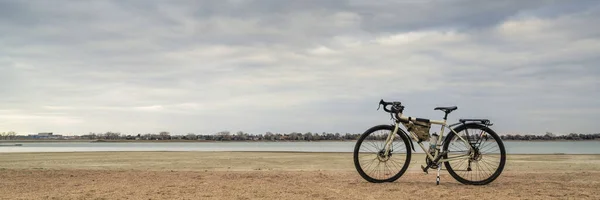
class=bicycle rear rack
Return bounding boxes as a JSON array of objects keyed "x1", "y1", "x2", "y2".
[{"x1": 459, "y1": 119, "x2": 493, "y2": 126}]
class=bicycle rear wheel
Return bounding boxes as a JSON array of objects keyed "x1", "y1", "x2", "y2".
[
  {"x1": 353, "y1": 125, "x2": 411, "y2": 183},
  {"x1": 442, "y1": 123, "x2": 506, "y2": 185}
]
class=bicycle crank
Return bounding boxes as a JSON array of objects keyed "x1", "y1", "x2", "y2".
[
  {"x1": 421, "y1": 151, "x2": 447, "y2": 174},
  {"x1": 426, "y1": 157, "x2": 437, "y2": 169}
]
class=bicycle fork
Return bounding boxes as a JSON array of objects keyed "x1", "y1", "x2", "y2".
[{"x1": 382, "y1": 123, "x2": 399, "y2": 157}]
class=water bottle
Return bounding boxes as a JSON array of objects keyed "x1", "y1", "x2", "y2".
[{"x1": 429, "y1": 133, "x2": 439, "y2": 153}]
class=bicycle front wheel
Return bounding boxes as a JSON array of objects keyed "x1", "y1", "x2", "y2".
[
  {"x1": 353, "y1": 125, "x2": 411, "y2": 183},
  {"x1": 442, "y1": 123, "x2": 506, "y2": 185}
]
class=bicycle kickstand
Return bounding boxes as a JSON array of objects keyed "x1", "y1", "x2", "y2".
[{"x1": 436, "y1": 163, "x2": 442, "y2": 185}]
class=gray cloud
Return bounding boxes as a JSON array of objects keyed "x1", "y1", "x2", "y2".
[{"x1": 1, "y1": 0, "x2": 599, "y2": 135}]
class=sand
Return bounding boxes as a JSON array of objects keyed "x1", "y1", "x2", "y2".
[{"x1": 1, "y1": 152, "x2": 599, "y2": 199}]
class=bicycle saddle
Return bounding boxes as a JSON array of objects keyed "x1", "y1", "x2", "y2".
[{"x1": 434, "y1": 106, "x2": 457, "y2": 113}]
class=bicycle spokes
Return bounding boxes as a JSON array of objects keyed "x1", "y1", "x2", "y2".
[{"x1": 356, "y1": 129, "x2": 409, "y2": 181}]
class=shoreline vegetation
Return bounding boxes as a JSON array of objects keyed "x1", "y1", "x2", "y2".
[{"x1": 1, "y1": 131, "x2": 600, "y2": 143}]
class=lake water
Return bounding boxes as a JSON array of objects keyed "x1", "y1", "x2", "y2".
[{"x1": 0, "y1": 141, "x2": 599, "y2": 154}]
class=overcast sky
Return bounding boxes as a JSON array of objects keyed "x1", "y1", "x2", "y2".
[{"x1": 1, "y1": 0, "x2": 599, "y2": 136}]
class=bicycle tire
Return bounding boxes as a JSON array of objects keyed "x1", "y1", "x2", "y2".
[
  {"x1": 353, "y1": 125, "x2": 412, "y2": 183},
  {"x1": 442, "y1": 123, "x2": 506, "y2": 185}
]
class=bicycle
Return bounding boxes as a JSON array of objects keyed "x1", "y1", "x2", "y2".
[{"x1": 353, "y1": 99, "x2": 506, "y2": 185}]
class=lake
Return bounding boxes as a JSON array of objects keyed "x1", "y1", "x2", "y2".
[{"x1": 0, "y1": 141, "x2": 599, "y2": 154}]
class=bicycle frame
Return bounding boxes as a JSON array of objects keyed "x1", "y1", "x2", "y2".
[{"x1": 383, "y1": 113, "x2": 474, "y2": 164}]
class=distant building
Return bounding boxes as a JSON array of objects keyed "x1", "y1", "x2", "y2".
[
  {"x1": 27, "y1": 132, "x2": 63, "y2": 139},
  {"x1": 38, "y1": 132, "x2": 53, "y2": 136}
]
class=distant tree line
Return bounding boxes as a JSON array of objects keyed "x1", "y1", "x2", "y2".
[
  {"x1": 500, "y1": 132, "x2": 600, "y2": 141},
  {"x1": 0, "y1": 131, "x2": 17, "y2": 140},
  {"x1": 78, "y1": 131, "x2": 363, "y2": 141}
]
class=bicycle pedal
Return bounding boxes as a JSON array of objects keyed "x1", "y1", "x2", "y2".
[{"x1": 421, "y1": 165, "x2": 428, "y2": 174}]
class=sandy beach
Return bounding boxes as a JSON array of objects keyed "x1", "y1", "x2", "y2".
[{"x1": 1, "y1": 152, "x2": 599, "y2": 199}]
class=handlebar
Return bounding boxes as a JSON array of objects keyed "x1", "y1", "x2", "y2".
[{"x1": 377, "y1": 99, "x2": 404, "y2": 114}]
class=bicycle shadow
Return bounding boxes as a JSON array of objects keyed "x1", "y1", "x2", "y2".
[{"x1": 350, "y1": 173, "x2": 483, "y2": 188}]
